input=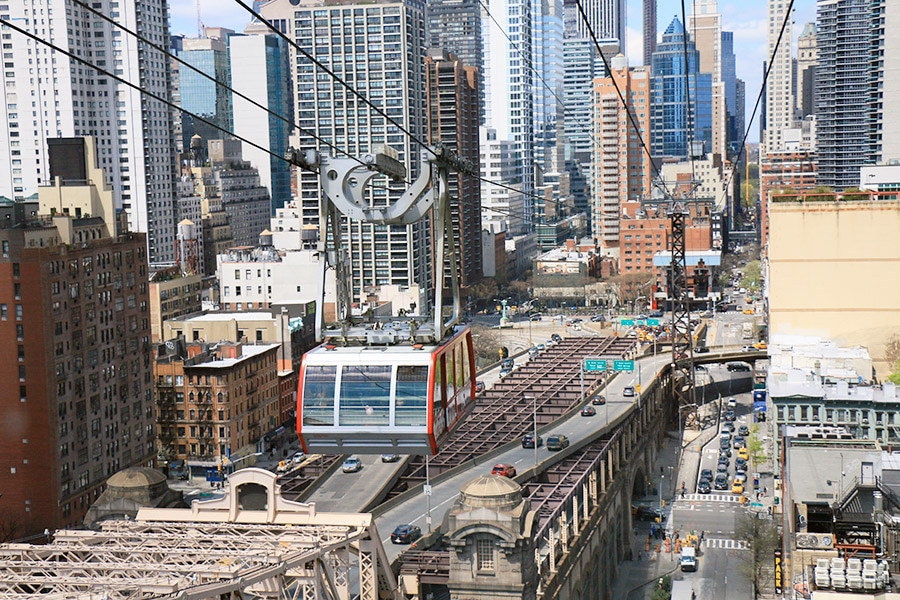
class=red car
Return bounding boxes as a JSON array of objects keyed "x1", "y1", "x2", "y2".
[{"x1": 491, "y1": 463, "x2": 517, "y2": 478}]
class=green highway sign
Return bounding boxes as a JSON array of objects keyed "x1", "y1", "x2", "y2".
[
  {"x1": 584, "y1": 359, "x2": 607, "y2": 372},
  {"x1": 647, "y1": 318, "x2": 660, "y2": 327},
  {"x1": 635, "y1": 319, "x2": 646, "y2": 325},
  {"x1": 620, "y1": 319, "x2": 635, "y2": 326},
  {"x1": 613, "y1": 359, "x2": 635, "y2": 372}
]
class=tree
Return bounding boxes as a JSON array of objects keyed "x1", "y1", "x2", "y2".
[
  {"x1": 469, "y1": 324, "x2": 504, "y2": 369},
  {"x1": 650, "y1": 574, "x2": 672, "y2": 600},
  {"x1": 609, "y1": 272, "x2": 654, "y2": 309},
  {"x1": 734, "y1": 510, "x2": 781, "y2": 597},
  {"x1": 740, "y1": 261, "x2": 762, "y2": 294}
]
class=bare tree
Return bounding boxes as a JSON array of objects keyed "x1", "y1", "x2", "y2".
[
  {"x1": 0, "y1": 515, "x2": 21, "y2": 543},
  {"x1": 469, "y1": 324, "x2": 504, "y2": 368}
]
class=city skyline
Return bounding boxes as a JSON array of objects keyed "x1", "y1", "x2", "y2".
[{"x1": 171, "y1": 0, "x2": 816, "y2": 145}]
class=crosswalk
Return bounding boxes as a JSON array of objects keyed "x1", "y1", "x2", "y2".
[
  {"x1": 681, "y1": 493, "x2": 743, "y2": 503},
  {"x1": 703, "y1": 538, "x2": 748, "y2": 550}
]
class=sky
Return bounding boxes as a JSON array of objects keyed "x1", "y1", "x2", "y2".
[{"x1": 169, "y1": 0, "x2": 818, "y2": 143}]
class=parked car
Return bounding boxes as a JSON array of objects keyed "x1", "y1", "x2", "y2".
[
  {"x1": 342, "y1": 457, "x2": 362, "y2": 473},
  {"x1": 522, "y1": 433, "x2": 543, "y2": 449},
  {"x1": 623, "y1": 386, "x2": 636, "y2": 397},
  {"x1": 391, "y1": 524, "x2": 422, "y2": 544},
  {"x1": 697, "y1": 478, "x2": 712, "y2": 494},
  {"x1": 475, "y1": 380, "x2": 486, "y2": 394},
  {"x1": 381, "y1": 454, "x2": 399, "y2": 463},
  {"x1": 581, "y1": 405, "x2": 596, "y2": 417},
  {"x1": 546, "y1": 434, "x2": 570, "y2": 451},
  {"x1": 491, "y1": 463, "x2": 517, "y2": 478},
  {"x1": 592, "y1": 395, "x2": 606, "y2": 406}
]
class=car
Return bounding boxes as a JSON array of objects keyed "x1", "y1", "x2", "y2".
[
  {"x1": 753, "y1": 341, "x2": 768, "y2": 350},
  {"x1": 499, "y1": 368, "x2": 511, "y2": 378},
  {"x1": 714, "y1": 473, "x2": 729, "y2": 490},
  {"x1": 592, "y1": 395, "x2": 606, "y2": 406},
  {"x1": 381, "y1": 453, "x2": 400, "y2": 463},
  {"x1": 720, "y1": 430, "x2": 732, "y2": 441},
  {"x1": 500, "y1": 358, "x2": 515, "y2": 370},
  {"x1": 551, "y1": 333, "x2": 563, "y2": 343},
  {"x1": 727, "y1": 397, "x2": 737, "y2": 409},
  {"x1": 742, "y1": 345, "x2": 755, "y2": 352},
  {"x1": 743, "y1": 308, "x2": 755, "y2": 315},
  {"x1": 727, "y1": 362, "x2": 751, "y2": 372},
  {"x1": 391, "y1": 524, "x2": 422, "y2": 544},
  {"x1": 719, "y1": 437, "x2": 731, "y2": 450},
  {"x1": 695, "y1": 346, "x2": 710, "y2": 353},
  {"x1": 719, "y1": 446, "x2": 732, "y2": 458},
  {"x1": 732, "y1": 480, "x2": 745, "y2": 494},
  {"x1": 491, "y1": 463, "x2": 517, "y2": 478},
  {"x1": 737, "y1": 447, "x2": 750, "y2": 461},
  {"x1": 623, "y1": 386, "x2": 636, "y2": 397},
  {"x1": 700, "y1": 468, "x2": 714, "y2": 481},
  {"x1": 276, "y1": 460, "x2": 293, "y2": 474},
  {"x1": 722, "y1": 422, "x2": 734, "y2": 434},
  {"x1": 528, "y1": 346, "x2": 539, "y2": 358},
  {"x1": 536, "y1": 343, "x2": 546, "y2": 352},
  {"x1": 734, "y1": 471, "x2": 748, "y2": 484},
  {"x1": 725, "y1": 410, "x2": 736, "y2": 421},
  {"x1": 545, "y1": 338, "x2": 557, "y2": 347},
  {"x1": 289, "y1": 450, "x2": 305, "y2": 464},
  {"x1": 590, "y1": 314, "x2": 605, "y2": 322},
  {"x1": 697, "y1": 478, "x2": 712, "y2": 494},
  {"x1": 739, "y1": 425, "x2": 750, "y2": 436},
  {"x1": 634, "y1": 505, "x2": 666, "y2": 522},
  {"x1": 581, "y1": 405, "x2": 596, "y2": 417},
  {"x1": 522, "y1": 433, "x2": 543, "y2": 449},
  {"x1": 735, "y1": 456, "x2": 748, "y2": 470},
  {"x1": 342, "y1": 457, "x2": 362, "y2": 473},
  {"x1": 475, "y1": 380, "x2": 486, "y2": 394},
  {"x1": 649, "y1": 310, "x2": 664, "y2": 318},
  {"x1": 733, "y1": 435, "x2": 746, "y2": 449},
  {"x1": 546, "y1": 434, "x2": 570, "y2": 451},
  {"x1": 530, "y1": 313, "x2": 543, "y2": 321}
]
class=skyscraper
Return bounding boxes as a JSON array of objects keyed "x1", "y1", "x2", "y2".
[
  {"x1": 650, "y1": 17, "x2": 713, "y2": 159},
  {"x1": 425, "y1": 0, "x2": 485, "y2": 122},
  {"x1": 868, "y1": 1, "x2": 900, "y2": 165},
  {"x1": 0, "y1": 0, "x2": 178, "y2": 265},
  {"x1": 257, "y1": 0, "x2": 431, "y2": 302},
  {"x1": 230, "y1": 34, "x2": 293, "y2": 212},
  {"x1": 763, "y1": 0, "x2": 794, "y2": 154},
  {"x1": 796, "y1": 23, "x2": 817, "y2": 119},
  {"x1": 175, "y1": 36, "x2": 234, "y2": 152},
  {"x1": 815, "y1": 0, "x2": 869, "y2": 189},
  {"x1": 563, "y1": 0, "x2": 626, "y2": 46},
  {"x1": 643, "y1": 0, "x2": 657, "y2": 66},
  {"x1": 483, "y1": 0, "x2": 535, "y2": 227},
  {"x1": 532, "y1": 0, "x2": 565, "y2": 175},
  {"x1": 592, "y1": 54, "x2": 651, "y2": 247},
  {"x1": 686, "y1": 0, "x2": 730, "y2": 163},
  {"x1": 424, "y1": 49, "x2": 483, "y2": 289}
]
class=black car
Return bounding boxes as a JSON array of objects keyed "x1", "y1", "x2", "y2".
[
  {"x1": 725, "y1": 410, "x2": 736, "y2": 421},
  {"x1": 391, "y1": 524, "x2": 422, "y2": 544},
  {"x1": 546, "y1": 434, "x2": 570, "y2": 451},
  {"x1": 700, "y1": 468, "x2": 714, "y2": 481},
  {"x1": 719, "y1": 447, "x2": 732, "y2": 459},
  {"x1": 695, "y1": 346, "x2": 710, "y2": 353},
  {"x1": 551, "y1": 333, "x2": 563, "y2": 343},
  {"x1": 500, "y1": 358, "x2": 515, "y2": 370},
  {"x1": 733, "y1": 435, "x2": 746, "y2": 449},
  {"x1": 475, "y1": 380, "x2": 486, "y2": 394},
  {"x1": 522, "y1": 433, "x2": 543, "y2": 448},
  {"x1": 635, "y1": 505, "x2": 666, "y2": 522},
  {"x1": 727, "y1": 362, "x2": 751, "y2": 372},
  {"x1": 697, "y1": 478, "x2": 712, "y2": 494},
  {"x1": 739, "y1": 425, "x2": 750, "y2": 436},
  {"x1": 592, "y1": 395, "x2": 606, "y2": 405},
  {"x1": 581, "y1": 405, "x2": 596, "y2": 417},
  {"x1": 381, "y1": 454, "x2": 400, "y2": 463}
]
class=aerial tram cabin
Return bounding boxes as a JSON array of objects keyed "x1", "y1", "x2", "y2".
[{"x1": 297, "y1": 326, "x2": 475, "y2": 455}]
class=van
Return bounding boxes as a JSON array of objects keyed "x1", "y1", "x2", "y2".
[{"x1": 680, "y1": 546, "x2": 697, "y2": 571}]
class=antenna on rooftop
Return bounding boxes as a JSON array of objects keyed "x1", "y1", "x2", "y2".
[{"x1": 196, "y1": 0, "x2": 204, "y2": 38}]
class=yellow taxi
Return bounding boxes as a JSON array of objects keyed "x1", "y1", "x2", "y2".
[
  {"x1": 738, "y1": 447, "x2": 750, "y2": 461},
  {"x1": 753, "y1": 341, "x2": 767, "y2": 350},
  {"x1": 743, "y1": 308, "x2": 755, "y2": 315},
  {"x1": 731, "y1": 479, "x2": 744, "y2": 494}
]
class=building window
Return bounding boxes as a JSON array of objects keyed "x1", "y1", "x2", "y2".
[{"x1": 476, "y1": 538, "x2": 494, "y2": 571}]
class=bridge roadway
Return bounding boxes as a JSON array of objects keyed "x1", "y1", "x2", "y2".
[{"x1": 371, "y1": 350, "x2": 675, "y2": 563}]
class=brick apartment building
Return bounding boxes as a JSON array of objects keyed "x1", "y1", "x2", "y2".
[{"x1": 0, "y1": 138, "x2": 156, "y2": 536}]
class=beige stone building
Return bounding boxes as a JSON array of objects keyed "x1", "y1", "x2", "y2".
[{"x1": 768, "y1": 196, "x2": 900, "y2": 376}]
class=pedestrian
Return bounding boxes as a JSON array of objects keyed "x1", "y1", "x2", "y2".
[
  {"x1": 681, "y1": 487, "x2": 686, "y2": 499},
  {"x1": 763, "y1": 486, "x2": 767, "y2": 497},
  {"x1": 757, "y1": 491, "x2": 761, "y2": 501}
]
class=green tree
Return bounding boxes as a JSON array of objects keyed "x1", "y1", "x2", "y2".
[
  {"x1": 650, "y1": 574, "x2": 672, "y2": 600},
  {"x1": 734, "y1": 510, "x2": 781, "y2": 598},
  {"x1": 740, "y1": 261, "x2": 762, "y2": 294}
]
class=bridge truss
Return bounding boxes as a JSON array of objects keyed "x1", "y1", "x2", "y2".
[{"x1": 0, "y1": 469, "x2": 400, "y2": 600}]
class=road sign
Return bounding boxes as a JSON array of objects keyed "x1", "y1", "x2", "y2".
[
  {"x1": 635, "y1": 319, "x2": 646, "y2": 326},
  {"x1": 584, "y1": 359, "x2": 607, "y2": 372},
  {"x1": 647, "y1": 318, "x2": 660, "y2": 327},
  {"x1": 423, "y1": 485, "x2": 432, "y2": 496},
  {"x1": 613, "y1": 359, "x2": 635, "y2": 372},
  {"x1": 620, "y1": 319, "x2": 635, "y2": 326}
]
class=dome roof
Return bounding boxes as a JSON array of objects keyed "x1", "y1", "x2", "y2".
[
  {"x1": 458, "y1": 475, "x2": 523, "y2": 511},
  {"x1": 106, "y1": 467, "x2": 167, "y2": 489}
]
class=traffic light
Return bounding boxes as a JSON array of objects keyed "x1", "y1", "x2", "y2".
[{"x1": 499, "y1": 346, "x2": 509, "y2": 359}]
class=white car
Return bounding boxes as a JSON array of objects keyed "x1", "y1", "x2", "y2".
[
  {"x1": 727, "y1": 398, "x2": 737, "y2": 409},
  {"x1": 342, "y1": 457, "x2": 362, "y2": 473}
]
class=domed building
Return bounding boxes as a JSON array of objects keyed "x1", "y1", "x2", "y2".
[
  {"x1": 84, "y1": 467, "x2": 186, "y2": 528},
  {"x1": 443, "y1": 475, "x2": 537, "y2": 600}
]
